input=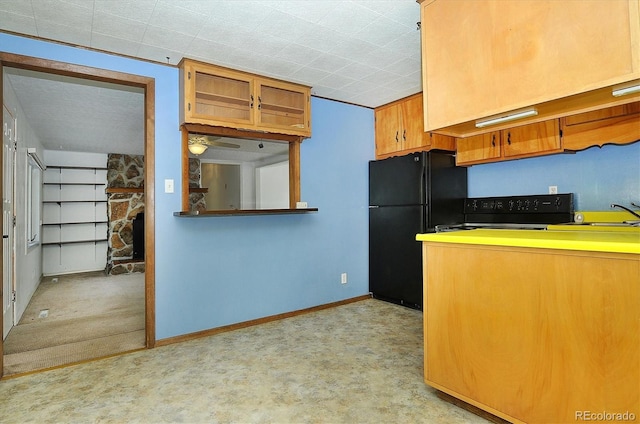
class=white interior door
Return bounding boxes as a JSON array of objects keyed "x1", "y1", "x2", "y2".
[
  {"x1": 3, "y1": 105, "x2": 16, "y2": 340},
  {"x1": 255, "y1": 161, "x2": 289, "y2": 209}
]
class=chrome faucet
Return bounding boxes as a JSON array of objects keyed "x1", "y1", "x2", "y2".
[{"x1": 611, "y1": 203, "x2": 640, "y2": 220}]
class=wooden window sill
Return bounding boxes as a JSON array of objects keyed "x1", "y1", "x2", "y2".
[{"x1": 173, "y1": 208, "x2": 318, "y2": 217}]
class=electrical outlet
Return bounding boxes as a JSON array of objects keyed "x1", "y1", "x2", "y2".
[
  {"x1": 341, "y1": 273, "x2": 347, "y2": 284},
  {"x1": 548, "y1": 185, "x2": 558, "y2": 194}
]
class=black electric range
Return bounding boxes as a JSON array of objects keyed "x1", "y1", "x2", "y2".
[{"x1": 435, "y1": 193, "x2": 574, "y2": 232}]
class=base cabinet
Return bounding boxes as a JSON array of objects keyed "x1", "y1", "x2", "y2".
[{"x1": 422, "y1": 243, "x2": 639, "y2": 423}]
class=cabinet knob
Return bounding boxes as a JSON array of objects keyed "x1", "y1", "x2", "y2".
[
  {"x1": 258, "y1": 96, "x2": 262, "y2": 110},
  {"x1": 250, "y1": 95, "x2": 254, "y2": 109},
  {"x1": 403, "y1": 130, "x2": 406, "y2": 141},
  {"x1": 507, "y1": 132, "x2": 511, "y2": 145}
]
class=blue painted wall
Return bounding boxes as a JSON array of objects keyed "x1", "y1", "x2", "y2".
[
  {"x1": 5, "y1": 32, "x2": 637, "y2": 341},
  {"x1": 468, "y1": 142, "x2": 640, "y2": 210},
  {"x1": 2, "y1": 33, "x2": 374, "y2": 339}
]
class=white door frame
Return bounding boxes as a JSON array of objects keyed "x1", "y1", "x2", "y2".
[{"x1": 2, "y1": 104, "x2": 15, "y2": 340}]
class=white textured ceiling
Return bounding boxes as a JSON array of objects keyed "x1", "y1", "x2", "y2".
[
  {"x1": 1, "y1": 0, "x2": 423, "y2": 156},
  {"x1": 5, "y1": 67, "x2": 146, "y2": 155}
]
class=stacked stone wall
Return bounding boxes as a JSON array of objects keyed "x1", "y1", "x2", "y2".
[
  {"x1": 106, "y1": 154, "x2": 145, "y2": 275},
  {"x1": 189, "y1": 157, "x2": 205, "y2": 211}
]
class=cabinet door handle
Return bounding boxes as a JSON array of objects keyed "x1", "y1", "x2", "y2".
[
  {"x1": 258, "y1": 96, "x2": 262, "y2": 110},
  {"x1": 491, "y1": 134, "x2": 496, "y2": 147},
  {"x1": 395, "y1": 131, "x2": 399, "y2": 142},
  {"x1": 403, "y1": 130, "x2": 406, "y2": 141},
  {"x1": 250, "y1": 95, "x2": 254, "y2": 109},
  {"x1": 507, "y1": 132, "x2": 511, "y2": 145}
]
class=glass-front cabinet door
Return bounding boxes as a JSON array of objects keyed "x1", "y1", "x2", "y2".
[
  {"x1": 189, "y1": 67, "x2": 254, "y2": 127},
  {"x1": 180, "y1": 59, "x2": 311, "y2": 138},
  {"x1": 256, "y1": 80, "x2": 310, "y2": 136}
]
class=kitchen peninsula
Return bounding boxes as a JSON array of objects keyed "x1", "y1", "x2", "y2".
[{"x1": 416, "y1": 229, "x2": 639, "y2": 423}]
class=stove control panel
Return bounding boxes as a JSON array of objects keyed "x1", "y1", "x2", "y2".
[{"x1": 464, "y1": 194, "x2": 574, "y2": 214}]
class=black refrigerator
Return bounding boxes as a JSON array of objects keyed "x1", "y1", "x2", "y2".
[{"x1": 369, "y1": 151, "x2": 467, "y2": 310}]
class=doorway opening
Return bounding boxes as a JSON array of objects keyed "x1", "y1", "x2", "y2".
[{"x1": 0, "y1": 52, "x2": 156, "y2": 378}]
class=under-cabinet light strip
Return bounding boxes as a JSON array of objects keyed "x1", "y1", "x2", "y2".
[
  {"x1": 612, "y1": 83, "x2": 640, "y2": 97},
  {"x1": 475, "y1": 107, "x2": 538, "y2": 128}
]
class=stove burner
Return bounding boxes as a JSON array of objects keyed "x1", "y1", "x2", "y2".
[
  {"x1": 435, "y1": 222, "x2": 549, "y2": 232},
  {"x1": 438, "y1": 194, "x2": 574, "y2": 232}
]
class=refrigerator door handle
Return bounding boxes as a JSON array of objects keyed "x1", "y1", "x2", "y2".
[{"x1": 420, "y1": 154, "x2": 427, "y2": 206}]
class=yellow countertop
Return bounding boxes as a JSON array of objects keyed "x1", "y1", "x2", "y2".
[{"x1": 416, "y1": 229, "x2": 640, "y2": 254}]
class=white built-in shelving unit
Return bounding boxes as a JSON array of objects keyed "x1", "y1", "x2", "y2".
[{"x1": 42, "y1": 165, "x2": 108, "y2": 275}]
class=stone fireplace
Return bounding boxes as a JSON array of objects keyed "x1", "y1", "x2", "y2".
[
  {"x1": 106, "y1": 154, "x2": 145, "y2": 275},
  {"x1": 189, "y1": 157, "x2": 205, "y2": 211}
]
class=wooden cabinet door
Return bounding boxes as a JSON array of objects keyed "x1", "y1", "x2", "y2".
[
  {"x1": 187, "y1": 64, "x2": 254, "y2": 127},
  {"x1": 375, "y1": 94, "x2": 455, "y2": 159},
  {"x1": 503, "y1": 120, "x2": 561, "y2": 158},
  {"x1": 423, "y1": 243, "x2": 639, "y2": 423},
  {"x1": 400, "y1": 94, "x2": 428, "y2": 151},
  {"x1": 180, "y1": 59, "x2": 312, "y2": 138},
  {"x1": 256, "y1": 79, "x2": 311, "y2": 137},
  {"x1": 375, "y1": 104, "x2": 402, "y2": 156},
  {"x1": 455, "y1": 131, "x2": 501, "y2": 165},
  {"x1": 561, "y1": 102, "x2": 640, "y2": 150},
  {"x1": 421, "y1": 0, "x2": 640, "y2": 132}
]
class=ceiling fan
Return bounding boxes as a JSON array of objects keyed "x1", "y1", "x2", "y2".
[{"x1": 188, "y1": 134, "x2": 240, "y2": 155}]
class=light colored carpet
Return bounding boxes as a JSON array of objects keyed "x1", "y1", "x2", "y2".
[
  {"x1": 3, "y1": 330, "x2": 145, "y2": 375},
  {"x1": 0, "y1": 299, "x2": 489, "y2": 423},
  {"x1": 3, "y1": 271, "x2": 145, "y2": 375}
]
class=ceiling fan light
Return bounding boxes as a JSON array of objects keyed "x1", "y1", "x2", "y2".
[{"x1": 188, "y1": 143, "x2": 208, "y2": 155}]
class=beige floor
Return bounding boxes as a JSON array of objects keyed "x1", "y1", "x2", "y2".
[
  {"x1": 3, "y1": 271, "x2": 145, "y2": 376},
  {"x1": 0, "y1": 299, "x2": 489, "y2": 423}
]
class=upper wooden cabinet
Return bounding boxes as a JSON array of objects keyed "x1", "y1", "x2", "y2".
[
  {"x1": 374, "y1": 93, "x2": 454, "y2": 159},
  {"x1": 179, "y1": 59, "x2": 311, "y2": 138},
  {"x1": 502, "y1": 120, "x2": 561, "y2": 158},
  {"x1": 456, "y1": 102, "x2": 639, "y2": 165},
  {"x1": 420, "y1": 0, "x2": 640, "y2": 137},
  {"x1": 455, "y1": 132, "x2": 501, "y2": 165},
  {"x1": 456, "y1": 120, "x2": 561, "y2": 165},
  {"x1": 561, "y1": 102, "x2": 640, "y2": 151}
]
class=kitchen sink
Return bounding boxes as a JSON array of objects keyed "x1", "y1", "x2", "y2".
[
  {"x1": 589, "y1": 221, "x2": 640, "y2": 227},
  {"x1": 547, "y1": 222, "x2": 640, "y2": 233}
]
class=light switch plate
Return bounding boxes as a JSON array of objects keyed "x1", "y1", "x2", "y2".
[{"x1": 165, "y1": 179, "x2": 174, "y2": 193}]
